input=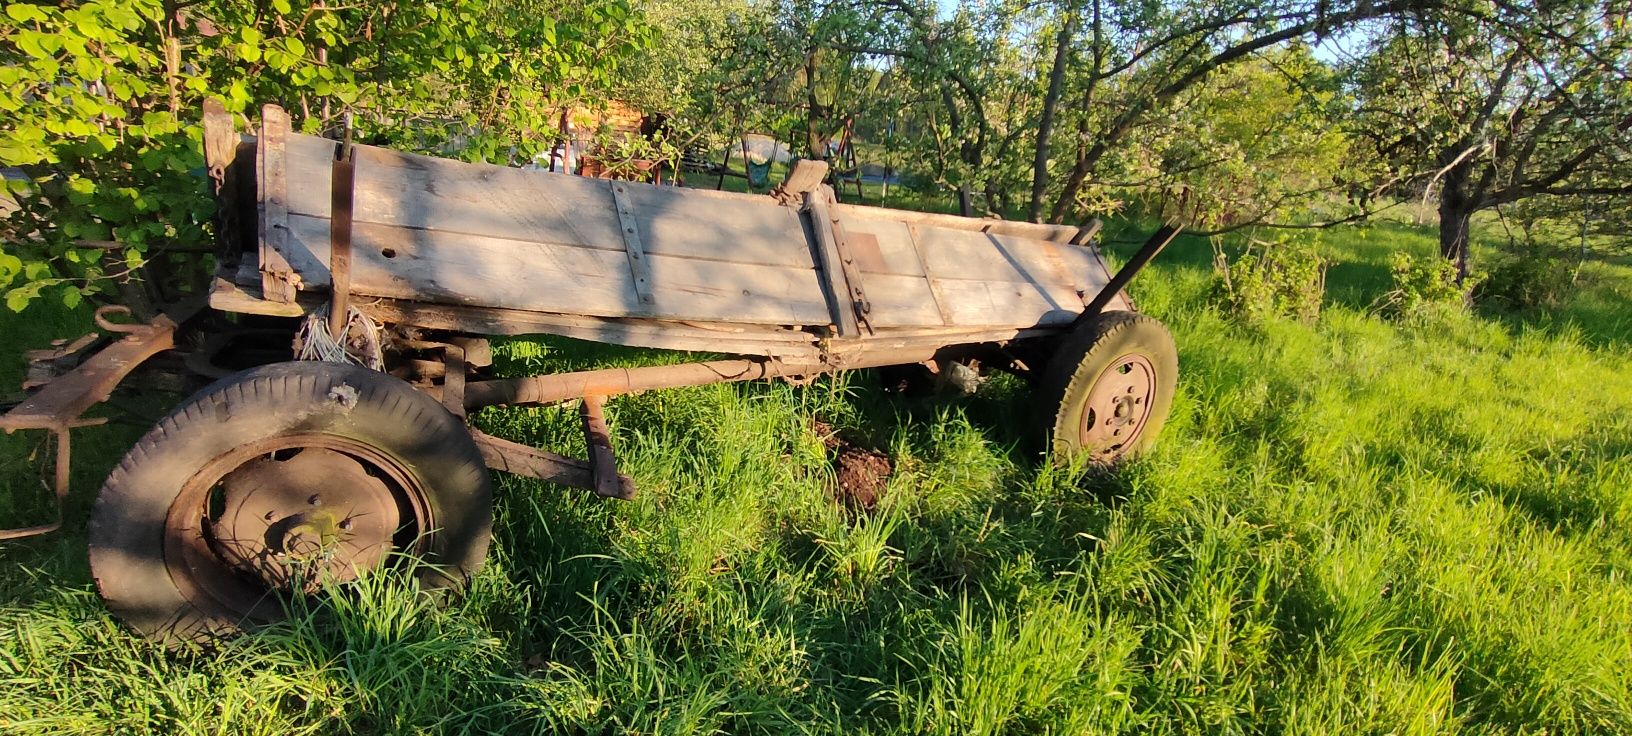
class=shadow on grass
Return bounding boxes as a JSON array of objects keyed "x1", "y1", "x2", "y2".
[{"x1": 1479, "y1": 287, "x2": 1632, "y2": 352}]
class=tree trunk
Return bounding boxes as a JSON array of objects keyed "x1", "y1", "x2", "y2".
[
  {"x1": 1437, "y1": 164, "x2": 1475, "y2": 284},
  {"x1": 1028, "y1": 9, "x2": 1076, "y2": 223},
  {"x1": 805, "y1": 50, "x2": 829, "y2": 161}
]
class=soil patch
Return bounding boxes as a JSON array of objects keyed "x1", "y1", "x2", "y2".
[{"x1": 813, "y1": 420, "x2": 893, "y2": 513}]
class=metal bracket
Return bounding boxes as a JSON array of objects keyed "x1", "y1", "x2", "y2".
[
  {"x1": 469, "y1": 428, "x2": 636, "y2": 500},
  {"x1": 0, "y1": 422, "x2": 104, "y2": 541},
  {"x1": 609, "y1": 183, "x2": 656, "y2": 306},
  {"x1": 0, "y1": 297, "x2": 202, "y2": 540},
  {"x1": 579, "y1": 395, "x2": 627, "y2": 499},
  {"x1": 441, "y1": 343, "x2": 466, "y2": 419},
  {"x1": 328, "y1": 119, "x2": 357, "y2": 336},
  {"x1": 21, "y1": 333, "x2": 105, "y2": 391}
]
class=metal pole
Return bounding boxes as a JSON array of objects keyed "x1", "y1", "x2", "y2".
[
  {"x1": 463, "y1": 346, "x2": 941, "y2": 411},
  {"x1": 1081, "y1": 225, "x2": 1181, "y2": 318}
]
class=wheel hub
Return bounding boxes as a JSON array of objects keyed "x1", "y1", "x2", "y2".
[
  {"x1": 1079, "y1": 353, "x2": 1157, "y2": 460},
  {"x1": 208, "y1": 448, "x2": 401, "y2": 592}
]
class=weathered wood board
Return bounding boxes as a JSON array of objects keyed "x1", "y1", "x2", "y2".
[{"x1": 245, "y1": 108, "x2": 1127, "y2": 334}]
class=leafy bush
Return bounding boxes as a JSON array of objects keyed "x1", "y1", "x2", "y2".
[
  {"x1": 0, "y1": 0, "x2": 653, "y2": 312},
  {"x1": 1475, "y1": 247, "x2": 1578, "y2": 311},
  {"x1": 1211, "y1": 235, "x2": 1327, "y2": 324},
  {"x1": 1376, "y1": 251, "x2": 1472, "y2": 320}
]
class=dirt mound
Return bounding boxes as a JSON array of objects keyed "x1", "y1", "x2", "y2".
[{"x1": 813, "y1": 420, "x2": 893, "y2": 513}]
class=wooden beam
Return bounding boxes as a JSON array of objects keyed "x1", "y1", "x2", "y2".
[
  {"x1": 803, "y1": 190, "x2": 860, "y2": 337},
  {"x1": 257, "y1": 105, "x2": 300, "y2": 303}
]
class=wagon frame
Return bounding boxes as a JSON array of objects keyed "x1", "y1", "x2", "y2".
[{"x1": 1, "y1": 103, "x2": 1181, "y2": 640}]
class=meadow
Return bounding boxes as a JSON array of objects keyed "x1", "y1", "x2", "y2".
[{"x1": 2, "y1": 219, "x2": 1631, "y2": 734}]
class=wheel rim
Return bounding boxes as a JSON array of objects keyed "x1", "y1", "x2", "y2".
[
  {"x1": 163, "y1": 434, "x2": 433, "y2": 624},
  {"x1": 1078, "y1": 353, "x2": 1158, "y2": 461}
]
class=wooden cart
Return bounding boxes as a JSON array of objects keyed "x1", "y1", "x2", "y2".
[{"x1": 1, "y1": 104, "x2": 1181, "y2": 641}]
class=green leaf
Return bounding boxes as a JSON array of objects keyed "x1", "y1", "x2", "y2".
[
  {"x1": 60, "y1": 285, "x2": 82, "y2": 309},
  {"x1": 5, "y1": 3, "x2": 48, "y2": 22},
  {"x1": 6, "y1": 287, "x2": 35, "y2": 312},
  {"x1": 0, "y1": 251, "x2": 21, "y2": 287},
  {"x1": 16, "y1": 30, "x2": 48, "y2": 58}
]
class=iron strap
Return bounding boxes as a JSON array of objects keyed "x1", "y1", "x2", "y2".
[{"x1": 609, "y1": 183, "x2": 657, "y2": 306}]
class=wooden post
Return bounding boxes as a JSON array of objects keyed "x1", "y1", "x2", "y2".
[{"x1": 257, "y1": 105, "x2": 300, "y2": 303}]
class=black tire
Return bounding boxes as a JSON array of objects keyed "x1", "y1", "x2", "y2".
[
  {"x1": 1039, "y1": 311, "x2": 1178, "y2": 465},
  {"x1": 89, "y1": 361, "x2": 492, "y2": 642}
]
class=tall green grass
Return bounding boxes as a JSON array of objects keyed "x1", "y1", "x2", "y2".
[{"x1": 2, "y1": 222, "x2": 1630, "y2": 733}]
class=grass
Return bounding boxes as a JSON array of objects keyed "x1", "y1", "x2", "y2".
[{"x1": 2, "y1": 218, "x2": 1631, "y2": 734}]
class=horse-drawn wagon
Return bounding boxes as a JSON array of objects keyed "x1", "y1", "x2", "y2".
[{"x1": 1, "y1": 103, "x2": 1180, "y2": 640}]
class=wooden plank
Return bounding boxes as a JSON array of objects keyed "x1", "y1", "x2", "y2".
[
  {"x1": 914, "y1": 227, "x2": 1086, "y2": 311},
  {"x1": 202, "y1": 99, "x2": 236, "y2": 176},
  {"x1": 210, "y1": 273, "x2": 828, "y2": 359},
  {"x1": 850, "y1": 273, "x2": 943, "y2": 329},
  {"x1": 834, "y1": 202, "x2": 1081, "y2": 243},
  {"x1": 840, "y1": 218, "x2": 926, "y2": 276},
  {"x1": 209, "y1": 276, "x2": 309, "y2": 318},
  {"x1": 366, "y1": 301, "x2": 825, "y2": 359},
  {"x1": 1036, "y1": 237, "x2": 1087, "y2": 307},
  {"x1": 904, "y1": 224, "x2": 952, "y2": 326},
  {"x1": 257, "y1": 105, "x2": 298, "y2": 302},
  {"x1": 771, "y1": 159, "x2": 829, "y2": 204},
  {"x1": 608, "y1": 182, "x2": 656, "y2": 305},
  {"x1": 281, "y1": 134, "x2": 816, "y2": 271},
  {"x1": 865, "y1": 273, "x2": 1080, "y2": 329},
  {"x1": 283, "y1": 215, "x2": 836, "y2": 326},
  {"x1": 623, "y1": 182, "x2": 813, "y2": 269}
]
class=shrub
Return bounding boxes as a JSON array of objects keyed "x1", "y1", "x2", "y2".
[
  {"x1": 1211, "y1": 235, "x2": 1327, "y2": 324},
  {"x1": 1376, "y1": 251, "x2": 1472, "y2": 320},
  {"x1": 1475, "y1": 247, "x2": 1578, "y2": 311}
]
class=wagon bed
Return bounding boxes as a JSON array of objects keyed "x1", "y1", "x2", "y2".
[{"x1": 209, "y1": 105, "x2": 1129, "y2": 361}]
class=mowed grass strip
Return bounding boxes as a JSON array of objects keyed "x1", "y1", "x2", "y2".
[{"x1": 2, "y1": 224, "x2": 1630, "y2": 734}]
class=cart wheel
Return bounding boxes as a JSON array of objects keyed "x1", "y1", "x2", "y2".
[
  {"x1": 89, "y1": 361, "x2": 492, "y2": 642},
  {"x1": 1040, "y1": 311, "x2": 1178, "y2": 466}
]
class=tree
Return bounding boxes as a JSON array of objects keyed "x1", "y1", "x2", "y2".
[
  {"x1": 1349, "y1": 4, "x2": 1632, "y2": 280},
  {"x1": 1110, "y1": 44, "x2": 1354, "y2": 231}
]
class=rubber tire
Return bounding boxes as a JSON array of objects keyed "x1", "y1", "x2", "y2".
[
  {"x1": 89, "y1": 362, "x2": 492, "y2": 642},
  {"x1": 1039, "y1": 311, "x2": 1179, "y2": 465}
]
